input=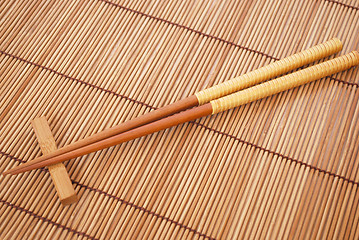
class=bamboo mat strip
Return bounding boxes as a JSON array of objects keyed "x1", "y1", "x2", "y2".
[
  {"x1": 1, "y1": 1, "x2": 357, "y2": 80},
  {"x1": 2, "y1": 130, "x2": 359, "y2": 217},
  {"x1": 0, "y1": 199, "x2": 97, "y2": 239},
  {"x1": 1, "y1": 152, "x2": 215, "y2": 239},
  {"x1": 0, "y1": 50, "x2": 358, "y2": 184},
  {"x1": 0, "y1": 0, "x2": 357, "y2": 122},
  {"x1": 1, "y1": 93, "x2": 358, "y2": 238},
  {"x1": 325, "y1": 0, "x2": 359, "y2": 10},
  {"x1": 1, "y1": 0, "x2": 359, "y2": 239},
  {"x1": 0, "y1": 43, "x2": 352, "y2": 236}
]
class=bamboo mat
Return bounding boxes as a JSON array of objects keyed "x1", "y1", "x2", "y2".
[{"x1": 1, "y1": 0, "x2": 359, "y2": 239}]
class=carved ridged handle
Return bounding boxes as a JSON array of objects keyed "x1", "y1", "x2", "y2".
[
  {"x1": 195, "y1": 38, "x2": 343, "y2": 104},
  {"x1": 210, "y1": 51, "x2": 359, "y2": 114}
]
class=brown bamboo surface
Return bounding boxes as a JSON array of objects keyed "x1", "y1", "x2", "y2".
[{"x1": 0, "y1": 0, "x2": 358, "y2": 239}]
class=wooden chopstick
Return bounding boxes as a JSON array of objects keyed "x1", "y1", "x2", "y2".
[
  {"x1": 2, "y1": 38, "x2": 342, "y2": 174},
  {"x1": 4, "y1": 51, "x2": 359, "y2": 175}
]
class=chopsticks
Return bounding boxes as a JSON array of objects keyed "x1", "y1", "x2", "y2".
[
  {"x1": 4, "y1": 50, "x2": 359, "y2": 175},
  {"x1": 2, "y1": 38, "x2": 342, "y2": 175}
]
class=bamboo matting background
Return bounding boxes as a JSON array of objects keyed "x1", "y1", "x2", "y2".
[{"x1": 1, "y1": 0, "x2": 359, "y2": 239}]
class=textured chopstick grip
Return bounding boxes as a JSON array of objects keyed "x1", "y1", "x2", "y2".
[
  {"x1": 195, "y1": 38, "x2": 343, "y2": 104},
  {"x1": 210, "y1": 51, "x2": 359, "y2": 114}
]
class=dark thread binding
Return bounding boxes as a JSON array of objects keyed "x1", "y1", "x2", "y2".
[
  {"x1": 1, "y1": 1, "x2": 358, "y2": 238},
  {"x1": 192, "y1": 123, "x2": 359, "y2": 186},
  {"x1": 0, "y1": 51, "x2": 153, "y2": 110},
  {"x1": 2, "y1": 127, "x2": 359, "y2": 232},
  {"x1": 325, "y1": 0, "x2": 359, "y2": 10},
  {"x1": 0, "y1": 51, "x2": 358, "y2": 185},
  {"x1": 0, "y1": 152, "x2": 216, "y2": 240},
  {"x1": 71, "y1": 180, "x2": 216, "y2": 240},
  {"x1": 99, "y1": 0, "x2": 359, "y2": 67},
  {"x1": 0, "y1": 198, "x2": 98, "y2": 240},
  {"x1": 1, "y1": 47, "x2": 357, "y2": 92},
  {"x1": 98, "y1": 0, "x2": 276, "y2": 60}
]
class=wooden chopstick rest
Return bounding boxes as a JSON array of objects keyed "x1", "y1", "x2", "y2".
[
  {"x1": 31, "y1": 117, "x2": 78, "y2": 205},
  {"x1": 15, "y1": 38, "x2": 343, "y2": 167},
  {"x1": 6, "y1": 51, "x2": 358, "y2": 174}
]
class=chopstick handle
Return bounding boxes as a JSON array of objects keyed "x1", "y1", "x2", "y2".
[
  {"x1": 210, "y1": 51, "x2": 359, "y2": 114},
  {"x1": 4, "y1": 52, "x2": 359, "y2": 176},
  {"x1": 195, "y1": 38, "x2": 343, "y2": 104},
  {"x1": 12, "y1": 38, "x2": 342, "y2": 169}
]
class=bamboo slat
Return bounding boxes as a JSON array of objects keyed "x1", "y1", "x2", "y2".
[{"x1": 0, "y1": 0, "x2": 359, "y2": 239}]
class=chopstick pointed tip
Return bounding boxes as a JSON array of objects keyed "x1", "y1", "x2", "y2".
[
  {"x1": 3, "y1": 165, "x2": 25, "y2": 176},
  {"x1": 2, "y1": 170, "x2": 12, "y2": 176}
]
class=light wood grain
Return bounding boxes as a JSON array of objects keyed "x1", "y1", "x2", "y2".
[
  {"x1": 31, "y1": 117, "x2": 78, "y2": 205},
  {"x1": 5, "y1": 51, "x2": 359, "y2": 174},
  {"x1": 0, "y1": 0, "x2": 358, "y2": 239}
]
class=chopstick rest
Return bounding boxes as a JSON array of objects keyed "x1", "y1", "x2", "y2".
[
  {"x1": 5, "y1": 51, "x2": 358, "y2": 175},
  {"x1": 17, "y1": 38, "x2": 343, "y2": 167},
  {"x1": 31, "y1": 117, "x2": 78, "y2": 205}
]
